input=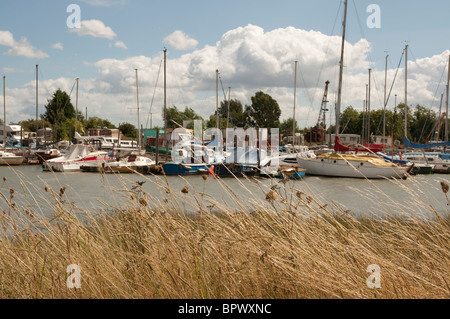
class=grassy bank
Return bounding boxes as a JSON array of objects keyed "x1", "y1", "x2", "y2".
[{"x1": 0, "y1": 173, "x2": 449, "y2": 299}]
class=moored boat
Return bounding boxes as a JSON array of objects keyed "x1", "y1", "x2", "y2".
[
  {"x1": 0, "y1": 150, "x2": 24, "y2": 166},
  {"x1": 34, "y1": 148, "x2": 62, "y2": 164},
  {"x1": 161, "y1": 162, "x2": 214, "y2": 176},
  {"x1": 297, "y1": 152, "x2": 410, "y2": 179},
  {"x1": 87, "y1": 154, "x2": 156, "y2": 174},
  {"x1": 44, "y1": 145, "x2": 115, "y2": 172}
]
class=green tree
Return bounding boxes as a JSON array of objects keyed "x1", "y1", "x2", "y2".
[
  {"x1": 340, "y1": 106, "x2": 361, "y2": 135},
  {"x1": 411, "y1": 104, "x2": 437, "y2": 143},
  {"x1": 19, "y1": 119, "x2": 52, "y2": 133},
  {"x1": 119, "y1": 122, "x2": 137, "y2": 139},
  {"x1": 279, "y1": 118, "x2": 299, "y2": 136},
  {"x1": 206, "y1": 116, "x2": 228, "y2": 129},
  {"x1": 41, "y1": 89, "x2": 76, "y2": 140},
  {"x1": 86, "y1": 117, "x2": 117, "y2": 130},
  {"x1": 165, "y1": 106, "x2": 204, "y2": 129},
  {"x1": 245, "y1": 91, "x2": 281, "y2": 128},
  {"x1": 216, "y1": 99, "x2": 247, "y2": 128},
  {"x1": 42, "y1": 89, "x2": 75, "y2": 125}
]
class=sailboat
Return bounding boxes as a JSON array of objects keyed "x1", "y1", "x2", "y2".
[
  {"x1": 1, "y1": 76, "x2": 24, "y2": 166},
  {"x1": 296, "y1": 1, "x2": 410, "y2": 179},
  {"x1": 402, "y1": 54, "x2": 450, "y2": 174}
]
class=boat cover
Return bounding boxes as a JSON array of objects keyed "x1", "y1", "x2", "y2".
[{"x1": 404, "y1": 137, "x2": 450, "y2": 149}]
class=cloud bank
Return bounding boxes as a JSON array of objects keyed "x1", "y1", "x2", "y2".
[{"x1": 5, "y1": 25, "x2": 450, "y2": 130}]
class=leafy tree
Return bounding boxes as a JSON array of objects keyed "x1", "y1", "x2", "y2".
[
  {"x1": 340, "y1": 106, "x2": 361, "y2": 135},
  {"x1": 215, "y1": 99, "x2": 247, "y2": 128},
  {"x1": 86, "y1": 117, "x2": 117, "y2": 130},
  {"x1": 165, "y1": 106, "x2": 204, "y2": 129},
  {"x1": 42, "y1": 89, "x2": 75, "y2": 125},
  {"x1": 244, "y1": 91, "x2": 281, "y2": 128},
  {"x1": 41, "y1": 89, "x2": 76, "y2": 140},
  {"x1": 411, "y1": 104, "x2": 437, "y2": 143},
  {"x1": 119, "y1": 122, "x2": 137, "y2": 139},
  {"x1": 19, "y1": 119, "x2": 52, "y2": 133},
  {"x1": 338, "y1": 104, "x2": 435, "y2": 144},
  {"x1": 279, "y1": 118, "x2": 299, "y2": 136}
]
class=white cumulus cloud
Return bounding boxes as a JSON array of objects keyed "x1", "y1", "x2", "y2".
[
  {"x1": 114, "y1": 41, "x2": 128, "y2": 50},
  {"x1": 163, "y1": 30, "x2": 199, "y2": 51},
  {"x1": 0, "y1": 30, "x2": 48, "y2": 59},
  {"x1": 70, "y1": 19, "x2": 117, "y2": 40}
]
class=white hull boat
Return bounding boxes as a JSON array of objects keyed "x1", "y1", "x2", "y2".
[
  {"x1": 43, "y1": 145, "x2": 115, "y2": 172},
  {"x1": 91, "y1": 155, "x2": 156, "y2": 173},
  {"x1": 297, "y1": 153, "x2": 410, "y2": 179},
  {"x1": 0, "y1": 151, "x2": 24, "y2": 166}
]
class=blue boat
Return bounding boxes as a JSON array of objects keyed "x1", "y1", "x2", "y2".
[
  {"x1": 161, "y1": 162, "x2": 213, "y2": 176},
  {"x1": 277, "y1": 167, "x2": 307, "y2": 180},
  {"x1": 376, "y1": 152, "x2": 410, "y2": 165}
]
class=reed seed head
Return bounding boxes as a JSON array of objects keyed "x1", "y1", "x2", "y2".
[
  {"x1": 441, "y1": 181, "x2": 449, "y2": 194},
  {"x1": 266, "y1": 190, "x2": 277, "y2": 201}
]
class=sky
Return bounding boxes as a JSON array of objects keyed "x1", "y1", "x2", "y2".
[{"x1": 1, "y1": 0, "x2": 449, "y2": 130}]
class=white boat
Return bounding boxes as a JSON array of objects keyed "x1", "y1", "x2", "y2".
[
  {"x1": 0, "y1": 150, "x2": 24, "y2": 166},
  {"x1": 86, "y1": 154, "x2": 156, "y2": 173},
  {"x1": 297, "y1": 153, "x2": 409, "y2": 179},
  {"x1": 44, "y1": 144, "x2": 115, "y2": 172},
  {"x1": 403, "y1": 151, "x2": 449, "y2": 174}
]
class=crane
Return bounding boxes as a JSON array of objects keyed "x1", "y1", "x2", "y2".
[{"x1": 317, "y1": 81, "x2": 330, "y2": 130}]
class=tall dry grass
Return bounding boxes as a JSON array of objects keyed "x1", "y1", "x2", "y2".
[{"x1": 0, "y1": 171, "x2": 449, "y2": 299}]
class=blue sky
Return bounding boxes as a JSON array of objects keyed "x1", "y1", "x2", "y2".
[{"x1": 1, "y1": 0, "x2": 450, "y2": 128}]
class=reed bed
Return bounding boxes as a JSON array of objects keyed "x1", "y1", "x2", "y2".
[{"x1": 0, "y1": 170, "x2": 449, "y2": 299}]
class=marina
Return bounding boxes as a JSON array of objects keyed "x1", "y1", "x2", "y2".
[{"x1": 1, "y1": 0, "x2": 450, "y2": 301}]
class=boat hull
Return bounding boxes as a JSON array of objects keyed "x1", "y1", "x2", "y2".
[
  {"x1": 48, "y1": 158, "x2": 115, "y2": 172},
  {"x1": 278, "y1": 167, "x2": 306, "y2": 180},
  {"x1": 0, "y1": 156, "x2": 24, "y2": 166},
  {"x1": 104, "y1": 164, "x2": 152, "y2": 174},
  {"x1": 433, "y1": 164, "x2": 450, "y2": 174},
  {"x1": 297, "y1": 157, "x2": 408, "y2": 179},
  {"x1": 162, "y1": 163, "x2": 213, "y2": 176},
  {"x1": 214, "y1": 163, "x2": 258, "y2": 177}
]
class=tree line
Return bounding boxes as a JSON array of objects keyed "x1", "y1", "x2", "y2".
[
  {"x1": 18, "y1": 89, "x2": 139, "y2": 141},
  {"x1": 16, "y1": 88, "x2": 442, "y2": 144},
  {"x1": 339, "y1": 104, "x2": 440, "y2": 143}
]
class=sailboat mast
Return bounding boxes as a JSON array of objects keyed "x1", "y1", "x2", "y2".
[
  {"x1": 368, "y1": 68, "x2": 371, "y2": 143},
  {"x1": 445, "y1": 54, "x2": 449, "y2": 142},
  {"x1": 293, "y1": 60, "x2": 298, "y2": 148},
  {"x1": 227, "y1": 87, "x2": 231, "y2": 128},
  {"x1": 135, "y1": 69, "x2": 141, "y2": 151},
  {"x1": 75, "y1": 77, "x2": 79, "y2": 137},
  {"x1": 3, "y1": 76, "x2": 6, "y2": 151},
  {"x1": 404, "y1": 44, "x2": 408, "y2": 138},
  {"x1": 216, "y1": 69, "x2": 219, "y2": 129},
  {"x1": 164, "y1": 49, "x2": 168, "y2": 160},
  {"x1": 383, "y1": 54, "x2": 388, "y2": 146},
  {"x1": 336, "y1": 0, "x2": 348, "y2": 136},
  {"x1": 437, "y1": 93, "x2": 443, "y2": 139},
  {"x1": 36, "y1": 65, "x2": 39, "y2": 135}
]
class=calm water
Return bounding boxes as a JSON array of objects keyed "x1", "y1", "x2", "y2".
[{"x1": 0, "y1": 165, "x2": 448, "y2": 219}]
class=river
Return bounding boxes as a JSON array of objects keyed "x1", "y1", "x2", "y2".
[{"x1": 0, "y1": 165, "x2": 448, "y2": 220}]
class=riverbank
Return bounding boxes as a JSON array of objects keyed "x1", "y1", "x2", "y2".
[{"x1": 0, "y1": 174, "x2": 448, "y2": 299}]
